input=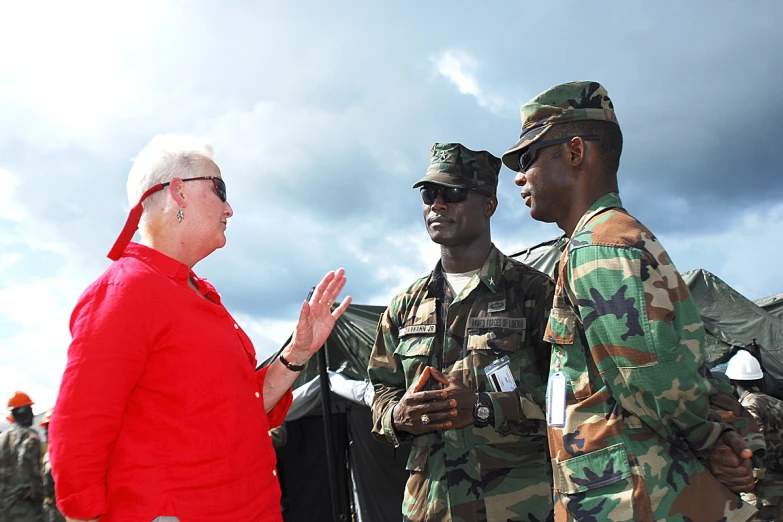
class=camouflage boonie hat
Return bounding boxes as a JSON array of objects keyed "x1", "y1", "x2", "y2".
[
  {"x1": 501, "y1": 81, "x2": 619, "y2": 171},
  {"x1": 412, "y1": 143, "x2": 501, "y2": 196}
]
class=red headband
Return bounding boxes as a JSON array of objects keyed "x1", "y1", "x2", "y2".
[{"x1": 107, "y1": 183, "x2": 166, "y2": 261}]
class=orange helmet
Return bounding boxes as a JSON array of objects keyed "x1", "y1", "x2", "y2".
[
  {"x1": 7, "y1": 391, "x2": 34, "y2": 411},
  {"x1": 40, "y1": 409, "x2": 53, "y2": 427}
]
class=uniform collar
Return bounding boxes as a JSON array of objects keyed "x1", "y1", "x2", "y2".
[
  {"x1": 426, "y1": 243, "x2": 505, "y2": 298},
  {"x1": 571, "y1": 192, "x2": 624, "y2": 238}
]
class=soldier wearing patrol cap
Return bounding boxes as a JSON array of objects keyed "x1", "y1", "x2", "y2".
[
  {"x1": 0, "y1": 391, "x2": 43, "y2": 522},
  {"x1": 503, "y1": 81, "x2": 757, "y2": 521},
  {"x1": 369, "y1": 143, "x2": 556, "y2": 522}
]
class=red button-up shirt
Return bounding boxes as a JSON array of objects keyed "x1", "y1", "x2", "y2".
[{"x1": 50, "y1": 243, "x2": 292, "y2": 522}]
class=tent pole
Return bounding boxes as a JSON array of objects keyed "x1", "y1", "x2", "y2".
[{"x1": 318, "y1": 338, "x2": 344, "y2": 522}]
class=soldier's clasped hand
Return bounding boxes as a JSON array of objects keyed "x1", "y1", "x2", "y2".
[{"x1": 392, "y1": 367, "x2": 458, "y2": 434}]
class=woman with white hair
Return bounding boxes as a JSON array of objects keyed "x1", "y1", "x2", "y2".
[{"x1": 49, "y1": 135, "x2": 351, "y2": 522}]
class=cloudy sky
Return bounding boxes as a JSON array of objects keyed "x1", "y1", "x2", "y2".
[{"x1": 1, "y1": 0, "x2": 781, "y2": 412}]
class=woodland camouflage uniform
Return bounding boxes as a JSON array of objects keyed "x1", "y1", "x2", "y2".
[
  {"x1": 370, "y1": 143, "x2": 556, "y2": 522},
  {"x1": 0, "y1": 424, "x2": 43, "y2": 522},
  {"x1": 739, "y1": 390, "x2": 783, "y2": 522},
  {"x1": 501, "y1": 82, "x2": 756, "y2": 522}
]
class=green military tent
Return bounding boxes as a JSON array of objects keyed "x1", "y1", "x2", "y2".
[
  {"x1": 261, "y1": 304, "x2": 410, "y2": 522},
  {"x1": 754, "y1": 292, "x2": 783, "y2": 321},
  {"x1": 682, "y1": 269, "x2": 783, "y2": 398}
]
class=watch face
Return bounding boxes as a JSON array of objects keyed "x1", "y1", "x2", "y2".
[{"x1": 476, "y1": 405, "x2": 491, "y2": 421}]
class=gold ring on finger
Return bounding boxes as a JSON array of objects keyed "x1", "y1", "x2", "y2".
[{"x1": 421, "y1": 414, "x2": 430, "y2": 425}]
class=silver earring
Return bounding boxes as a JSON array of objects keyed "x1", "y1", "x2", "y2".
[{"x1": 177, "y1": 207, "x2": 184, "y2": 223}]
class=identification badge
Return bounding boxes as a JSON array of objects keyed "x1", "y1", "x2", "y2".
[
  {"x1": 484, "y1": 355, "x2": 516, "y2": 392},
  {"x1": 547, "y1": 371, "x2": 567, "y2": 427}
]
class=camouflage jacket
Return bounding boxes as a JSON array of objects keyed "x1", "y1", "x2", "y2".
[
  {"x1": 42, "y1": 450, "x2": 66, "y2": 522},
  {"x1": 545, "y1": 193, "x2": 755, "y2": 522},
  {"x1": 0, "y1": 424, "x2": 43, "y2": 514},
  {"x1": 739, "y1": 391, "x2": 783, "y2": 518},
  {"x1": 707, "y1": 378, "x2": 765, "y2": 455},
  {"x1": 369, "y1": 245, "x2": 555, "y2": 522}
]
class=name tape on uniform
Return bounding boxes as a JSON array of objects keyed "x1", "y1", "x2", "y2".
[
  {"x1": 399, "y1": 324, "x2": 436, "y2": 337},
  {"x1": 468, "y1": 317, "x2": 526, "y2": 331}
]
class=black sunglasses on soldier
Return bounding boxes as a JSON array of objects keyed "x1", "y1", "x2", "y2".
[
  {"x1": 517, "y1": 135, "x2": 601, "y2": 173},
  {"x1": 161, "y1": 176, "x2": 227, "y2": 202},
  {"x1": 420, "y1": 185, "x2": 471, "y2": 205}
]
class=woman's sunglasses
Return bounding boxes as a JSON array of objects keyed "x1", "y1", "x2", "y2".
[
  {"x1": 161, "y1": 176, "x2": 227, "y2": 202},
  {"x1": 421, "y1": 186, "x2": 472, "y2": 205}
]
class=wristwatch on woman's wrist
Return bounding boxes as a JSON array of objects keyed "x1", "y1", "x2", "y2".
[{"x1": 473, "y1": 392, "x2": 493, "y2": 427}]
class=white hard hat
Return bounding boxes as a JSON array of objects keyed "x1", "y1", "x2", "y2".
[{"x1": 725, "y1": 350, "x2": 764, "y2": 381}]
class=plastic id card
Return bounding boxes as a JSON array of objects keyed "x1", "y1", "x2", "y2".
[
  {"x1": 547, "y1": 371, "x2": 567, "y2": 427},
  {"x1": 484, "y1": 355, "x2": 516, "y2": 392}
]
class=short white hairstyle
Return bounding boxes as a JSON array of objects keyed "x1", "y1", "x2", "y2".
[{"x1": 126, "y1": 134, "x2": 216, "y2": 209}]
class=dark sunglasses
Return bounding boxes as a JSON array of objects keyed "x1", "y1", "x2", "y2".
[
  {"x1": 518, "y1": 135, "x2": 600, "y2": 172},
  {"x1": 161, "y1": 176, "x2": 227, "y2": 202},
  {"x1": 421, "y1": 185, "x2": 472, "y2": 205}
]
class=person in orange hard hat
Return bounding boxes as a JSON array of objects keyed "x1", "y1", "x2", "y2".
[
  {"x1": 0, "y1": 391, "x2": 43, "y2": 521},
  {"x1": 5, "y1": 391, "x2": 33, "y2": 423},
  {"x1": 40, "y1": 409, "x2": 65, "y2": 522}
]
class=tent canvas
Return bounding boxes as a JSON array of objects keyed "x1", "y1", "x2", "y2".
[
  {"x1": 261, "y1": 304, "x2": 409, "y2": 522},
  {"x1": 682, "y1": 269, "x2": 783, "y2": 398},
  {"x1": 754, "y1": 292, "x2": 783, "y2": 321}
]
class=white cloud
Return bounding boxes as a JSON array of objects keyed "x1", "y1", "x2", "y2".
[
  {"x1": 0, "y1": 169, "x2": 23, "y2": 222},
  {"x1": 0, "y1": 273, "x2": 86, "y2": 411},
  {"x1": 431, "y1": 50, "x2": 507, "y2": 113},
  {"x1": 232, "y1": 313, "x2": 297, "y2": 364},
  {"x1": 661, "y1": 202, "x2": 783, "y2": 300},
  {"x1": 0, "y1": 168, "x2": 94, "y2": 410},
  {"x1": 0, "y1": 1, "x2": 178, "y2": 153}
]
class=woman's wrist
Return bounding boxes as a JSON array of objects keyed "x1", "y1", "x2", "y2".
[{"x1": 281, "y1": 345, "x2": 309, "y2": 367}]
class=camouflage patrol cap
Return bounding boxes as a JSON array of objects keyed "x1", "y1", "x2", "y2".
[
  {"x1": 412, "y1": 143, "x2": 501, "y2": 196},
  {"x1": 501, "y1": 81, "x2": 619, "y2": 171}
]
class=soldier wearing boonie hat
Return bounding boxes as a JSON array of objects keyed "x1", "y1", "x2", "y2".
[
  {"x1": 504, "y1": 81, "x2": 757, "y2": 522},
  {"x1": 369, "y1": 142, "x2": 556, "y2": 522}
]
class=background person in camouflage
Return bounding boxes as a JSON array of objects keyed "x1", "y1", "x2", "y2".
[
  {"x1": 726, "y1": 350, "x2": 783, "y2": 521},
  {"x1": 0, "y1": 391, "x2": 43, "y2": 522},
  {"x1": 40, "y1": 409, "x2": 65, "y2": 522},
  {"x1": 369, "y1": 142, "x2": 555, "y2": 522},
  {"x1": 502, "y1": 81, "x2": 757, "y2": 521}
]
